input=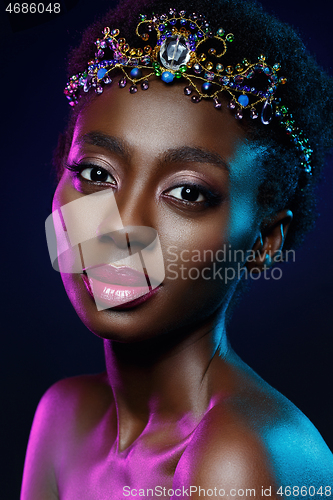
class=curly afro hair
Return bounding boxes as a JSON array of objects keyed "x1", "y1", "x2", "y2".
[{"x1": 53, "y1": 0, "x2": 333, "y2": 252}]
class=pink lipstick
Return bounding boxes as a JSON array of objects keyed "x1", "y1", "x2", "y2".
[{"x1": 81, "y1": 265, "x2": 161, "y2": 310}]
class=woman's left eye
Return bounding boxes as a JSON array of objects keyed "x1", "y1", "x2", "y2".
[
  {"x1": 166, "y1": 185, "x2": 206, "y2": 203},
  {"x1": 80, "y1": 166, "x2": 116, "y2": 184}
]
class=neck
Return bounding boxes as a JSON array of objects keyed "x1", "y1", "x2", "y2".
[{"x1": 104, "y1": 311, "x2": 229, "y2": 450}]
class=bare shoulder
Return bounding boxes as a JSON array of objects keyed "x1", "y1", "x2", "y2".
[
  {"x1": 174, "y1": 375, "x2": 333, "y2": 498},
  {"x1": 21, "y1": 373, "x2": 113, "y2": 500},
  {"x1": 31, "y1": 372, "x2": 113, "y2": 441}
]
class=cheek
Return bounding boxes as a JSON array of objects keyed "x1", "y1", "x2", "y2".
[
  {"x1": 159, "y1": 198, "x2": 255, "y2": 274},
  {"x1": 52, "y1": 173, "x2": 82, "y2": 213},
  {"x1": 159, "y1": 205, "x2": 233, "y2": 306}
]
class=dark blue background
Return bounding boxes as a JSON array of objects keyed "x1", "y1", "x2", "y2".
[{"x1": 1, "y1": 0, "x2": 332, "y2": 497}]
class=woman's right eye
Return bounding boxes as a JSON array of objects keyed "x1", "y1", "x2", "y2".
[{"x1": 80, "y1": 166, "x2": 116, "y2": 184}]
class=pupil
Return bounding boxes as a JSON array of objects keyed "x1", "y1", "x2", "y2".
[
  {"x1": 91, "y1": 168, "x2": 107, "y2": 182},
  {"x1": 181, "y1": 186, "x2": 199, "y2": 202}
]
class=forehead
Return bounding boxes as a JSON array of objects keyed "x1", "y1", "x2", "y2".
[{"x1": 72, "y1": 78, "x2": 247, "y2": 162}]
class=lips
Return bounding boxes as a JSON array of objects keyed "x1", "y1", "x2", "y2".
[
  {"x1": 81, "y1": 265, "x2": 161, "y2": 310},
  {"x1": 85, "y1": 265, "x2": 149, "y2": 287}
]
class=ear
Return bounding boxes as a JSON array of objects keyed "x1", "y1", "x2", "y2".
[{"x1": 246, "y1": 209, "x2": 293, "y2": 272}]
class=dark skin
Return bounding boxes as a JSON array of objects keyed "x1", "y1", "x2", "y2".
[{"x1": 21, "y1": 79, "x2": 333, "y2": 500}]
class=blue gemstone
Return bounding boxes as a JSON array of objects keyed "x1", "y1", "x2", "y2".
[
  {"x1": 130, "y1": 67, "x2": 142, "y2": 78},
  {"x1": 202, "y1": 82, "x2": 212, "y2": 93},
  {"x1": 161, "y1": 71, "x2": 174, "y2": 83},
  {"x1": 159, "y1": 24, "x2": 165, "y2": 31},
  {"x1": 97, "y1": 68, "x2": 107, "y2": 80},
  {"x1": 238, "y1": 94, "x2": 249, "y2": 106}
]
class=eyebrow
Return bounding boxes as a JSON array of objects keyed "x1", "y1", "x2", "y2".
[
  {"x1": 75, "y1": 132, "x2": 130, "y2": 159},
  {"x1": 161, "y1": 146, "x2": 230, "y2": 173},
  {"x1": 75, "y1": 132, "x2": 230, "y2": 172}
]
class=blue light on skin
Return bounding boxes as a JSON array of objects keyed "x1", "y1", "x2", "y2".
[
  {"x1": 265, "y1": 422, "x2": 333, "y2": 485},
  {"x1": 227, "y1": 141, "x2": 267, "y2": 249}
]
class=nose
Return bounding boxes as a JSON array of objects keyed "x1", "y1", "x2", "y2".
[
  {"x1": 96, "y1": 183, "x2": 156, "y2": 252},
  {"x1": 98, "y1": 224, "x2": 157, "y2": 253}
]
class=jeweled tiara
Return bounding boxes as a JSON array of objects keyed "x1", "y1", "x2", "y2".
[{"x1": 64, "y1": 9, "x2": 312, "y2": 173}]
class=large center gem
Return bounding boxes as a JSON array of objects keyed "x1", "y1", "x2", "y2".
[{"x1": 159, "y1": 35, "x2": 191, "y2": 71}]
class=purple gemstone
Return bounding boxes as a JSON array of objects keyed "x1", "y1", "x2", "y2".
[
  {"x1": 193, "y1": 64, "x2": 202, "y2": 74},
  {"x1": 83, "y1": 75, "x2": 93, "y2": 92},
  {"x1": 220, "y1": 76, "x2": 230, "y2": 85},
  {"x1": 228, "y1": 99, "x2": 236, "y2": 109},
  {"x1": 235, "y1": 109, "x2": 243, "y2": 120},
  {"x1": 204, "y1": 71, "x2": 214, "y2": 81},
  {"x1": 250, "y1": 108, "x2": 258, "y2": 119},
  {"x1": 213, "y1": 98, "x2": 222, "y2": 109},
  {"x1": 129, "y1": 85, "x2": 138, "y2": 94},
  {"x1": 184, "y1": 86, "x2": 193, "y2": 95},
  {"x1": 245, "y1": 70, "x2": 255, "y2": 79},
  {"x1": 243, "y1": 86, "x2": 250, "y2": 92},
  {"x1": 191, "y1": 95, "x2": 201, "y2": 103},
  {"x1": 234, "y1": 75, "x2": 244, "y2": 84},
  {"x1": 119, "y1": 77, "x2": 127, "y2": 88},
  {"x1": 141, "y1": 81, "x2": 149, "y2": 90}
]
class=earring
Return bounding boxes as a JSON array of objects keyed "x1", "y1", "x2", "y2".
[{"x1": 263, "y1": 254, "x2": 272, "y2": 269}]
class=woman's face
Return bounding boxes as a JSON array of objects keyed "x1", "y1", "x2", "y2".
[{"x1": 53, "y1": 78, "x2": 264, "y2": 341}]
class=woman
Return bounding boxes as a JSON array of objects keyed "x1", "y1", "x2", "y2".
[{"x1": 21, "y1": 0, "x2": 333, "y2": 498}]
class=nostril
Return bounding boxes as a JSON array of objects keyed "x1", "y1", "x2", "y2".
[{"x1": 98, "y1": 226, "x2": 158, "y2": 253}]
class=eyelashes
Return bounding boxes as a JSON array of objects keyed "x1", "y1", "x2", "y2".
[
  {"x1": 64, "y1": 162, "x2": 222, "y2": 207},
  {"x1": 164, "y1": 183, "x2": 221, "y2": 207},
  {"x1": 65, "y1": 162, "x2": 116, "y2": 185}
]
